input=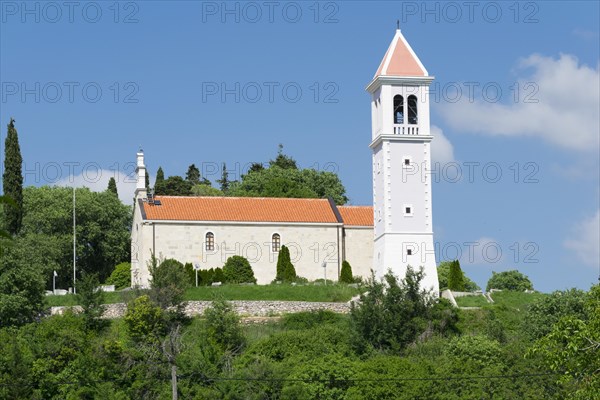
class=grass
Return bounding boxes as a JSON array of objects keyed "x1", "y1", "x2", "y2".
[
  {"x1": 455, "y1": 294, "x2": 489, "y2": 307},
  {"x1": 457, "y1": 290, "x2": 548, "y2": 336},
  {"x1": 46, "y1": 283, "x2": 363, "y2": 307},
  {"x1": 488, "y1": 291, "x2": 546, "y2": 309},
  {"x1": 183, "y1": 283, "x2": 362, "y2": 302}
]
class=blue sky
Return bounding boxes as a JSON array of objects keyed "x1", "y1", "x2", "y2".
[{"x1": 1, "y1": 1, "x2": 598, "y2": 292}]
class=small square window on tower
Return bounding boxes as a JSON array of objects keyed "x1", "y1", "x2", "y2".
[
  {"x1": 407, "y1": 249, "x2": 413, "y2": 256},
  {"x1": 403, "y1": 156, "x2": 412, "y2": 168},
  {"x1": 404, "y1": 204, "x2": 413, "y2": 217}
]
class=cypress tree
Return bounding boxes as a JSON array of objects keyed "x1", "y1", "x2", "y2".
[
  {"x1": 275, "y1": 246, "x2": 286, "y2": 281},
  {"x1": 145, "y1": 170, "x2": 150, "y2": 191},
  {"x1": 448, "y1": 260, "x2": 465, "y2": 291},
  {"x1": 185, "y1": 164, "x2": 201, "y2": 185},
  {"x1": 340, "y1": 260, "x2": 353, "y2": 283},
  {"x1": 217, "y1": 163, "x2": 230, "y2": 193},
  {"x1": 2, "y1": 118, "x2": 23, "y2": 235},
  {"x1": 107, "y1": 177, "x2": 118, "y2": 197},
  {"x1": 154, "y1": 167, "x2": 165, "y2": 195}
]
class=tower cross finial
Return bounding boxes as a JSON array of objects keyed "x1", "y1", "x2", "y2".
[{"x1": 397, "y1": 19, "x2": 399, "y2": 30}]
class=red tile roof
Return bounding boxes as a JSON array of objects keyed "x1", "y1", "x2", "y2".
[
  {"x1": 142, "y1": 196, "x2": 341, "y2": 224},
  {"x1": 338, "y1": 206, "x2": 374, "y2": 227},
  {"x1": 375, "y1": 29, "x2": 427, "y2": 77}
]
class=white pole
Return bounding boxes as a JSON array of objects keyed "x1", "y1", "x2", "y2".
[
  {"x1": 73, "y1": 187, "x2": 76, "y2": 294},
  {"x1": 322, "y1": 261, "x2": 327, "y2": 285},
  {"x1": 195, "y1": 269, "x2": 198, "y2": 287},
  {"x1": 53, "y1": 271, "x2": 56, "y2": 294}
]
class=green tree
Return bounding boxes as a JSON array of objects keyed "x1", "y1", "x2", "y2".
[
  {"x1": 350, "y1": 268, "x2": 456, "y2": 352},
  {"x1": 524, "y1": 288, "x2": 587, "y2": 341},
  {"x1": 339, "y1": 260, "x2": 353, "y2": 283},
  {"x1": 2, "y1": 118, "x2": 23, "y2": 235},
  {"x1": 204, "y1": 300, "x2": 246, "y2": 353},
  {"x1": 107, "y1": 177, "x2": 118, "y2": 197},
  {"x1": 0, "y1": 245, "x2": 45, "y2": 327},
  {"x1": 230, "y1": 166, "x2": 348, "y2": 205},
  {"x1": 20, "y1": 186, "x2": 131, "y2": 284},
  {"x1": 77, "y1": 273, "x2": 106, "y2": 331},
  {"x1": 124, "y1": 295, "x2": 166, "y2": 344},
  {"x1": 154, "y1": 167, "x2": 165, "y2": 194},
  {"x1": 185, "y1": 164, "x2": 201, "y2": 185},
  {"x1": 448, "y1": 260, "x2": 465, "y2": 291},
  {"x1": 486, "y1": 270, "x2": 533, "y2": 291},
  {"x1": 106, "y1": 262, "x2": 131, "y2": 289},
  {"x1": 0, "y1": 196, "x2": 15, "y2": 256},
  {"x1": 161, "y1": 176, "x2": 192, "y2": 196},
  {"x1": 270, "y1": 144, "x2": 297, "y2": 169},
  {"x1": 216, "y1": 163, "x2": 230, "y2": 193},
  {"x1": 192, "y1": 184, "x2": 223, "y2": 197},
  {"x1": 223, "y1": 256, "x2": 256, "y2": 284},
  {"x1": 145, "y1": 169, "x2": 150, "y2": 191},
  {"x1": 437, "y1": 261, "x2": 480, "y2": 291},
  {"x1": 149, "y1": 258, "x2": 190, "y2": 309},
  {"x1": 275, "y1": 245, "x2": 296, "y2": 282},
  {"x1": 528, "y1": 285, "x2": 599, "y2": 399}
]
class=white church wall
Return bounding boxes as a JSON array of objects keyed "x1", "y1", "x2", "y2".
[
  {"x1": 343, "y1": 227, "x2": 374, "y2": 279},
  {"x1": 134, "y1": 221, "x2": 347, "y2": 285}
]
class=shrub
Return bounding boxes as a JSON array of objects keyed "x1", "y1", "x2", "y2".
[
  {"x1": 106, "y1": 262, "x2": 131, "y2": 289},
  {"x1": 350, "y1": 267, "x2": 453, "y2": 352},
  {"x1": 213, "y1": 267, "x2": 225, "y2": 283},
  {"x1": 149, "y1": 257, "x2": 190, "y2": 309},
  {"x1": 524, "y1": 288, "x2": 586, "y2": 341},
  {"x1": 447, "y1": 260, "x2": 465, "y2": 291},
  {"x1": 203, "y1": 300, "x2": 246, "y2": 353},
  {"x1": 339, "y1": 261, "x2": 353, "y2": 283},
  {"x1": 223, "y1": 256, "x2": 256, "y2": 284},
  {"x1": 486, "y1": 270, "x2": 533, "y2": 292},
  {"x1": 124, "y1": 295, "x2": 165, "y2": 343},
  {"x1": 77, "y1": 273, "x2": 106, "y2": 331},
  {"x1": 184, "y1": 262, "x2": 195, "y2": 285}
]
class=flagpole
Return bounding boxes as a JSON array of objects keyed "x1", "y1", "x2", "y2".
[{"x1": 73, "y1": 187, "x2": 76, "y2": 294}]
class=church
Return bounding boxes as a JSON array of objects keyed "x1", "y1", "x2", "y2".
[{"x1": 131, "y1": 28, "x2": 439, "y2": 293}]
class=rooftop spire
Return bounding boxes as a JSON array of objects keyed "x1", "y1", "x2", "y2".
[{"x1": 373, "y1": 29, "x2": 428, "y2": 78}]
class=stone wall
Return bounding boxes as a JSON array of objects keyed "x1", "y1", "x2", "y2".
[{"x1": 50, "y1": 300, "x2": 351, "y2": 319}]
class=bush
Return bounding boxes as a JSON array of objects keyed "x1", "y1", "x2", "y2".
[
  {"x1": 203, "y1": 300, "x2": 246, "y2": 353},
  {"x1": 524, "y1": 288, "x2": 587, "y2": 341},
  {"x1": 106, "y1": 262, "x2": 131, "y2": 289},
  {"x1": 223, "y1": 256, "x2": 256, "y2": 284},
  {"x1": 339, "y1": 261, "x2": 353, "y2": 283},
  {"x1": 213, "y1": 267, "x2": 225, "y2": 283},
  {"x1": 77, "y1": 273, "x2": 106, "y2": 331},
  {"x1": 350, "y1": 267, "x2": 455, "y2": 352},
  {"x1": 124, "y1": 295, "x2": 165, "y2": 343},
  {"x1": 184, "y1": 262, "x2": 195, "y2": 285},
  {"x1": 149, "y1": 257, "x2": 190, "y2": 309},
  {"x1": 486, "y1": 270, "x2": 533, "y2": 292},
  {"x1": 275, "y1": 245, "x2": 296, "y2": 282}
]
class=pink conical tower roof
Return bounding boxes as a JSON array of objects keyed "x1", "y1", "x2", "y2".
[{"x1": 374, "y1": 29, "x2": 428, "y2": 78}]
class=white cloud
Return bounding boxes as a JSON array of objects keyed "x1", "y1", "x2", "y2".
[
  {"x1": 438, "y1": 54, "x2": 600, "y2": 152},
  {"x1": 564, "y1": 210, "x2": 600, "y2": 267},
  {"x1": 430, "y1": 125, "x2": 455, "y2": 164},
  {"x1": 56, "y1": 170, "x2": 137, "y2": 205}
]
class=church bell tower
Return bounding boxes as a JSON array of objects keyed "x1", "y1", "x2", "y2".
[{"x1": 367, "y1": 28, "x2": 439, "y2": 294}]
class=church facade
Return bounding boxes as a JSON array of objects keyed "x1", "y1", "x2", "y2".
[{"x1": 131, "y1": 28, "x2": 439, "y2": 292}]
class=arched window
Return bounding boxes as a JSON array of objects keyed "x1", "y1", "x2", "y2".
[
  {"x1": 408, "y1": 95, "x2": 418, "y2": 124},
  {"x1": 272, "y1": 233, "x2": 281, "y2": 252},
  {"x1": 205, "y1": 232, "x2": 214, "y2": 251},
  {"x1": 393, "y1": 95, "x2": 404, "y2": 124}
]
